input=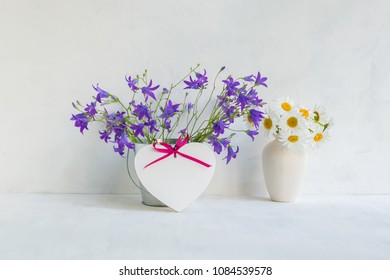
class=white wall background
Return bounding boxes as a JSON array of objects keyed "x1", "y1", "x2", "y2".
[{"x1": 1, "y1": 0, "x2": 389, "y2": 195}]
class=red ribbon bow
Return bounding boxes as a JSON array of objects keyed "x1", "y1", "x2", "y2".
[{"x1": 144, "y1": 135, "x2": 212, "y2": 169}]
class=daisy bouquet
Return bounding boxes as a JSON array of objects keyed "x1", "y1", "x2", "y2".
[
  {"x1": 71, "y1": 65, "x2": 269, "y2": 163},
  {"x1": 259, "y1": 96, "x2": 333, "y2": 149}
]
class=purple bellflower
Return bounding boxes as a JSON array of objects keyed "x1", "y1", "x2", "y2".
[
  {"x1": 93, "y1": 84, "x2": 109, "y2": 103},
  {"x1": 212, "y1": 120, "x2": 228, "y2": 136},
  {"x1": 248, "y1": 109, "x2": 264, "y2": 129},
  {"x1": 161, "y1": 100, "x2": 180, "y2": 119},
  {"x1": 113, "y1": 133, "x2": 135, "y2": 156},
  {"x1": 220, "y1": 138, "x2": 230, "y2": 148},
  {"x1": 99, "y1": 130, "x2": 111, "y2": 143},
  {"x1": 105, "y1": 111, "x2": 127, "y2": 139},
  {"x1": 244, "y1": 75, "x2": 254, "y2": 82},
  {"x1": 133, "y1": 103, "x2": 150, "y2": 120},
  {"x1": 237, "y1": 93, "x2": 250, "y2": 111},
  {"x1": 70, "y1": 113, "x2": 89, "y2": 134},
  {"x1": 85, "y1": 102, "x2": 97, "y2": 118},
  {"x1": 184, "y1": 70, "x2": 208, "y2": 89},
  {"x1": 223, "y1": 106, "x2": 237, "y2": 123},
  {"x1": 130, "y1": 123, "x2": 145, "y2": 137},
  {"x1": 247, "y1": 89, "x2": 263, "y2": 106},
  {"x1": 222, "y1": 77, "x2": 240, "y2": 96},
  {"x1": 195, "y1": 70, "x2": 208, "y2": 87},
  {"x1": 224, "y1": 146, "x2": 239, "y2": 164},
  {"x1": 247, "y1": 130, "x2": 259, "y2": 141},
  {"x1": 208, "y1": 136, "x2": 223, "y2": 154},
  {"x1": 254, "y1": 71, "x2": 268, "y2": 87},
  {"x1": 164, "y1": 119, "x2": 171, "y2": 131},
  {"x1": 125, "y1": 76, "x2": 138, "y2": 91},
  {"x1": 141, "y1": 80, "x2": 159, "y2": 101},
  {"x1": 145, "y1": 120, "x2": 159, "y2": 134}
]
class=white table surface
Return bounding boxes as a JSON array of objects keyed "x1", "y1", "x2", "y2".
[{"x1": 0, "y1": 194, "x2": 389, "y2": 260}]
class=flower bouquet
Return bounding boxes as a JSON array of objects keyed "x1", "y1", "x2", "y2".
[
  {"x1": 259, "y1": 96, "x2": 333, "y2": 148},
  {"x1": 71, "y1": 65, "x2": 268, "y2": 162},
  {"x1": 259, "y1": 96, "x2": 333, "y2": 202},
  {"x1": 70, "y1": 65, "x2": 269, "y2": 210}
]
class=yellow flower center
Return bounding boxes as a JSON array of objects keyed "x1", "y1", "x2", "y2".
[
  {"x1": 263, "y1": 118, "x2": 273, "y2": 130},
  {"x1": 281, "y1": 102, "x2": 292, "y2": 111},
  {"x1": 287, "y1": 116, "x2": 298, "y2": 128},
  {"x1": 300, "y1": 108, "x2": 309, "y2": 118},
  {"x1": 288, "y1": 135, "x2": 299, "y2": 143},
  {"x1": 314, "y1": 133, "x2": 323, "y2": 142}
]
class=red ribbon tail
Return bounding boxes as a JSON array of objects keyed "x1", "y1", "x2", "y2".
[
  {"x1": 176, "y1": 151, "x2": 212, "y2": 168},
  {"x1": 144, "y1": 153, "x2": 172, "y2": 169}
]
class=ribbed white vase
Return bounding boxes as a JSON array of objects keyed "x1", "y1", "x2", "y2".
[{"x1": 262, "y1": 139, "x2": 307, "y2": 202}]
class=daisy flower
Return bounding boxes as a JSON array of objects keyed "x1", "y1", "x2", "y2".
[
  {"x1": 298, "y1": 105, "x2": 310, "y2": 120},
  {"x1": 312, "y1": 104, "x2": 329, "y2": 124},
  {"x1": 272, "y1": 96, "x2": 295, "y2": 115},
  {"x1": 277, "y1": 128, "x2": 308, "y2": 149},
  {"x1": 309, "y1": 123, "x2": 330, "y2": 148},
  {"x1": 258, "y1": 108, "x2": 276, "y2": 137},
  {"x1": 279, "y1": 108, "x2": 307, "y2": 132}
]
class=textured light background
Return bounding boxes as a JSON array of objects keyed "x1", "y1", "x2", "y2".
[{"x1": 1, "y1": 0, "x2": 389, "y2": 194}]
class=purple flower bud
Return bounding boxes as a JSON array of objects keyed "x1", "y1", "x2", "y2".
[
  {"x1": 244, "y1": 75, "x2": 254, "y2": 82},
  {"x1": 187, "y1": 103, "x2": 194, "y2": 113}
]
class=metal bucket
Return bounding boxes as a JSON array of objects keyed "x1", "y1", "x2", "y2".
[{"x1": 126, "y1": 139, "x2": 177, "y2": 207}]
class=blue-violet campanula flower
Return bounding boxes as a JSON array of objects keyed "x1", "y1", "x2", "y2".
[
  {"x1": 93, "y1": 84, "x2": 109, "y2": 103},
  {"x1": 141, "y1": 80, "x2": 159, "y2": 101}
]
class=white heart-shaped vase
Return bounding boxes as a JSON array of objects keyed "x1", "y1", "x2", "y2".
[{"x1": 134, "y1": 143, "x2": 216, "y2": 211}]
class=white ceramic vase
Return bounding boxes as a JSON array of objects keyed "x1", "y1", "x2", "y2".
[{"x1": 262, "y1": 139, "x2": 307, "y2": 202}]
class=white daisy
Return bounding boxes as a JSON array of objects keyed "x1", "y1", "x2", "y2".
[
  {"x1": 312, "y1": 104, "x2": 330, "y2": 124},
  {"x1": 277, "y1": 128, "x2": 308, "y2": 150},
  {"x1": 279, "y1": 108, "x2": 308, "y2": 132},
  {"x1": 271, "y1": 96, "x2": 295, "y2": 115},
  {"x1": 309, "y1": 123, "x2": 330, "y2": 148},
  {"x1": 298, "y1": 105, "x2": 311, "y2": 120},
  {"x1": 258, "y1": 108, "x2": 276, "y2": 137}
]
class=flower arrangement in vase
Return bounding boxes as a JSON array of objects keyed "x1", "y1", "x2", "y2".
[
  {"x1": 70, "y1": 65, "x2": 269, "y2": 210},
  {"x1": 260, "y1": 96, "x2": 333, "y2": 202}
]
